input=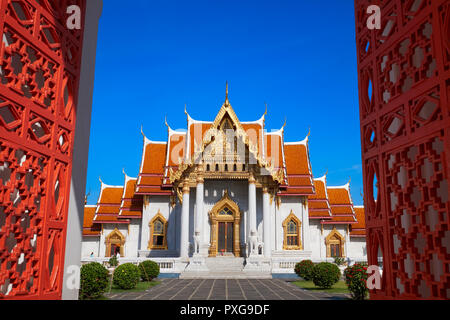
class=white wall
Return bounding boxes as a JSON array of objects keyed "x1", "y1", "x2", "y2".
[{"x1": 81, "y1": 237, "x2": 100, "y2": 257}]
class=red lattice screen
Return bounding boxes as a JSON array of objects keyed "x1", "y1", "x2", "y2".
[
  {"x1": 355, "y1": 0, "x2": 449, "y2": 299},
  {"x1": 0, "y1": 0, "x2": 85, "y2": 299}
]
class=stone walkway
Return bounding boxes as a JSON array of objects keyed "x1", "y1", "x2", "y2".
[{"x1": 106, "y1": 279, "x2": 350, "y2": 300}]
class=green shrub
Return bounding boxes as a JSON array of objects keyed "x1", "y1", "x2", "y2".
[
  {"x1": 138, "y1": 260, "x2": 160, "y2": 281},
  {"x1": 344, "y1": 263, "x2": 369, "y2": 300},
  {"x1": 294, "y1": 260, "x2": 315, "y2": 281},
  {"x1": 109, "y1": 255, "x2": 118, "y2": 267},
  {"x1": 113, "y1": 263, "x2": 140, "y2": 290},
  {"x1": 311, "y1": 262, "x2": 341, "y2": 289},
  {"x1": 79, "y1": 262, "x2": 109, "y2": 300},
  {"x1": 334, "y1": 257, "x2": 345, "y2": 266}
]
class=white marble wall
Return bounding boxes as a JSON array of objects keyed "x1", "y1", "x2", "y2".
[
  {"x1": 347, "y1": 237, "x2": 367, "y2": 261},
  {"x1": 81, "y1": 237, "x2": 100, "y2": 257}
]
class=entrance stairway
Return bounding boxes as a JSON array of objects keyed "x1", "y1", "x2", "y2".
[{"x1": 179, "y1": 256, "x2": 272, "y2": 279}]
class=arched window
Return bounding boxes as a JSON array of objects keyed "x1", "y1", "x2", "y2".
[
  {"x1": 282, "y1": 211, "x2": 302, "y2": 250},
  {"x1": 148, "y1": 211, "x2": 168, "y2": 250},
  {"x1": 325, "y1": 228, "x2": 345, "y2": 258}
]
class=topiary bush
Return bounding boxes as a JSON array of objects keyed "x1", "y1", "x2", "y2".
[
  {"x1": 344, "y1": 263, "x2": 369, "y2": 300},
  {"x1": 138, "y1": 260, "x2": 160, "y2": 281},
  {"x1": 108, "y1": 255, "x2": 118, "y2": 267},
  {"x1": 113, "y1": 263, "x2": 140, "y2": 290},
  {"x1": 79, "y1": 262, "x2": 109, "y2": 300},
  {"x1": 294, "y1": 260, "x2": 315, "y2": 281},
  {"x1": 311, "y1": 262, "x2": 341, "y2": 289}
]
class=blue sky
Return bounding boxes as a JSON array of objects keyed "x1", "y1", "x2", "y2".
[{"x1": 86, "y1": 0, "x2": 364, "y2": 205}]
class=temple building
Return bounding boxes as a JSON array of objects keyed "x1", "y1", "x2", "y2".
[{"x1": 82, "y1": 88, "x2": 367, "y2": 277}]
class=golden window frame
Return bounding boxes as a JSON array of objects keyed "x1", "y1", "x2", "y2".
[
  {"x1": 282, "y1": 211, "x2": 302, "y2": 250},
  {"x1": 325, "y1": 227, "x2": 345, "y2": 258},
  {"x1": 105, "y1": 228, "x2": 125, "y2": 257},
  {"x1": 148, "y1": 211, "x2": 168, "y2": 250}
]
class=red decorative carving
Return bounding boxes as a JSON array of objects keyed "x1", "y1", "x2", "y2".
[
  {"x1": 355, "y1": 0, "x2": 449, "y2": 299},
  {"x1": 0, "y1": 0, "x2": 85, "y2": 299}
]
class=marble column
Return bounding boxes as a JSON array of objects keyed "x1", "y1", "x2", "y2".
[
  {"x1": 248, "y1": 173, "x2": 257, "y2": 256},
  {"x1": 180, "y1": 181, "x2": 190, "y2": 259},
  {"x1": 302, "y1": 199, "x2": 311, "y2": 251},
  {"x1": 194, "y1": 173, "x2": 204, "y2": 255},
  {"x1": 262, "y1": 187, "x2": 271, "y2": 258}
]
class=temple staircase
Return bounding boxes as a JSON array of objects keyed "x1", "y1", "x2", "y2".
[{"x1": 179, "y1": 256, "x2": 271, "y2": 279}]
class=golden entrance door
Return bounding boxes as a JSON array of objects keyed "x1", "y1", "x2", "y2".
[
  {"x1": 218, "y1": 222, "x2": 234, "y2": 254},
  {"x1": 208, "y1": 191, "x2": 242, "y2": 257}
]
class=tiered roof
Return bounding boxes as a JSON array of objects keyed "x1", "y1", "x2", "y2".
[
  {"x1": 351, "y1": 206, "x2": 366, "y2": 237},
  {"x1": 83, "y1": 88, "x2": 365, "y2": 237},
  {"x1": 82, "y1": 205, "x2": 101, "y2": 236},
  {"x1": 307, "y1": 175, "x2": 332, "y2": 219},
  {"x1": 322, "y1": 183, "x2": 357, "y2": 225}
]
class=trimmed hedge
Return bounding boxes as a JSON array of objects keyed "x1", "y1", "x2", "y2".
[
  {"x1": 311, "y1": 262, "x2": 341, "y2": 289},
  {"x1": 108, "y1": 255, "x2": 118, "y2": 267},
  {"x1": 79, "y1": 262, "x2": 109, "y2": 300},
  {"x1": 113, "y1": 263, "x2": 140, "y2": 290},
  {"x1": 294, "y1": 260, "x2": 315, "y2": 281},
  {"x1": 138, "y1": 260, "x2": 160, "y2": 281},
  {"x1": 344, "y1": 263, "x2": 369, "y2": 300}
]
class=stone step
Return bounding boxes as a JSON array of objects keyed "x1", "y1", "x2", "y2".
[{"x1": 179, "y1": 272, "x2": 272, "y2": 279}]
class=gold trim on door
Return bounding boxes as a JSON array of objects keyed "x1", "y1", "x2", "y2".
[{"x1": 208, "y1": 190, "x2": 241, "y2": 257}]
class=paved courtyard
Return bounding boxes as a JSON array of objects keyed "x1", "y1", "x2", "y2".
[{"x1": 106, "y1": 279, "x2": 350, "y2": 300}]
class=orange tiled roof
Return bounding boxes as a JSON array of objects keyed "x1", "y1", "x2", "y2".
[
  {"x1": 322, "y1": 185, "x2": 357, "y2": 224},
  {"x1": 351, "y1": 206, "x2": 366, "y2": 237},
  {"x1": 308, "y1": 177, "x2": 332, "y2": 219},
  {"x1": 119, "y1": 177, "x2": 143, "y2": 218},
  {"x1": 83, "y1": 206, "x2": 101, "y2": 236},
  {"x1": 93, "y1": 184, "x2": 127, "y2": 224},
  {"x1": 136, "y1": 138, "x2": 171, "y2": 195},
  {"x1": 265, "y1": 132, "x2": 284, "y2": 169},
  {"x1": 280, "y1": 140, "x2": 314, "y2": 195}
]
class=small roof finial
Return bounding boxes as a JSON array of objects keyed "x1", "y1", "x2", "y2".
[
  {"x1": 225, "y1": 81, "x2": 229, "y2": 104},
  {"x1": 282, "y1": 117, "x2": 287, "y2": 130},
  {"x1": 325, "y1": 168, "x2": 328, "y2": 176},
  {"x1": 140, "y1": 125, "x2": 145, "y2": 137},
  {"x1": 307, "y1": 127, "x2": 311, "y2": 137},
  {"x1": 164, "y1": 115, "x2": 169, "y2": 128},
  {"x1": 348, "y1": 176, "x2": 352, "y2": 184},
  {"x1": 184, "y1": 103, "x2": 188, "y2": 115},
  {"x1": 122, "y1": 168, "x2": 126, "y2": 176},
  {"x1": 99, "y1": 176, "x2": 103, "y2": 184},
  {"x1": 264, "y1": 102, "x2": 268, "y2": 117}
]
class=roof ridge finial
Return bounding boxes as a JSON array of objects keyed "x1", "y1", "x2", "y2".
[
  {"x1": 140, "y1": 125, "x2": 145, "y2": 137},
  {"x1": 325, "y1": 168, "x2": 328, "y2": 176},
  {"x1": 99, "y1": 176, "x2": 103, "y2": 184},
  {"x1": 307, "y1": 127, "x2": 311, "y2": 137},
  {"x1": 122, "y1": 168, "x2": 126, "y2": 176},
  {"x1": 264, "y1": 102, "x2": 268, "y2": 117},
  {"x1": 184, "y1": 103, "x2": 188, "y2": 116},
  {"x1": 281, "y1": 117, "x2": 287, "y2": 130},
  {"x1": 225, "y1": 81, "x2": 229, "y2": 104},
  {"x1": 165, "y1": 115, "x2": 170, "y2": 129}
]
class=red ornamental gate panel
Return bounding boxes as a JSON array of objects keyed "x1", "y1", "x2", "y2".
[
  {"x1": 355, "y1": 0, "x2": 450, "y2": 299},
  {"x1": 0, "y1": 0, "x2": 86, "y2": 299}
]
